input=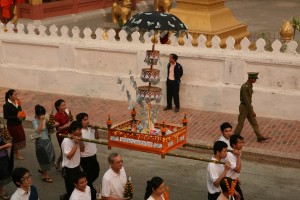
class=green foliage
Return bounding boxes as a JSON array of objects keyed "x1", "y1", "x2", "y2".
[
  {"x1": 290, "y1": 16, "x2": 300, "y2": 39},
  {"x1": 253, "y1": 31, "x2": 273, "y2": 51}
]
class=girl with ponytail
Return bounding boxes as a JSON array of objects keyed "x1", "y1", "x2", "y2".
[{"x1": 144, "y1": 176, "x2": 165, "y2": 200}]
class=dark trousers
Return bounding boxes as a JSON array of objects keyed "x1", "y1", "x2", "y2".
[
  {"x1": 208, "y1": 192, "x2": 221, "y2": 200},
  {"x1": 62, "y1": 166, "x2": 81, "y2": 200},
  {"x1": 235, "y1": 183, "x2": 244, "y2": 200},
  {"x1": 81, "y1": 155, "x2": 100, "y2": 200},
  {"x1": 167, "y1": 79, "x2": 180, "y2": 108},
  {"x1": 234, "y1": 104, "x2": 262, "y2": 138}
]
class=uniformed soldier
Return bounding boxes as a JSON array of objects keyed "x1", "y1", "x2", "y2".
[{"x1": 234, "y1": 72, "x2": 270, "y2": 142}]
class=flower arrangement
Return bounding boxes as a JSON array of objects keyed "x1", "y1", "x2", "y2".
[
  {"x1": 47, "y1": 110, "x2": 56, "y2": 134},
  {"x1": 16, "y1": 99, "x2": 26, "y2": 119},
  {"x1": 182, "y1": 113, "x2": 188, "y2": 127},
  {"x1": 131, "y1": 107, "x2": 136, "y2": 120},
  {"x1": 0, "y1": 124, "x2": 12, "y2": 142},
  {"x1": 68, "y1": 111, "x2": 74, "y2": 122},
  {"x1": 161, "y1": 121, "x2": 167, "y2": 136},
  {"x1": 124, "y1": 177, "x2": 133, "y2": 200},
  {"x1": 224, "y1": 178, "x2": 237, "y2": 199},
  {"x1": 106, "y1": 115, "x2": 113, "y2": 129},
  {"x1": 163, "y1": 185, "x2": 170, "y2": 200}
]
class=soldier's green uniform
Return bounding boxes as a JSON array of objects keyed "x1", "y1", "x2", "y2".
[{"x1": 234, "y1": 72, "x2": 264, "y2": 139}]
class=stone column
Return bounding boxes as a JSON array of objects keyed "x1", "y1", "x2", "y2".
[{"x1": 170, "y1": 0, "x2": 250, "y2": 47}]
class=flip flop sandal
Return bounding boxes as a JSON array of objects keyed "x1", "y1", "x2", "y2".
[
  {"x1": 42, "y1": 177, "x2": 53, "y2": 183},
  {"x1": 0, "y1": 192, "x2": 10, "y2": 200},
  {"x1": 55, "y1": 161, "x2": 61, "y2": 171},
  {"x1": 15, "y1": 156, "x2": 25, "y2": 160}
]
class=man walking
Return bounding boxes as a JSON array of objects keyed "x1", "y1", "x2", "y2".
[
  {"x1": 234, "y1": 72, "x2": 269, "y2": 142},
  {"x1": 101, "y1": 153, "x2": 127, "y2": 200},
  {"x1": 207, "y1": 141, "x2": 230, "y2": 200},
  {"x1": 164, "y1": 53, "x2": 183, "y2": 112}
]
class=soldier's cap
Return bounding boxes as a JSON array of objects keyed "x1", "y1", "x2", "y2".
[{"x1": 247, "y1": 72, "x2": 259, "y2": 79}]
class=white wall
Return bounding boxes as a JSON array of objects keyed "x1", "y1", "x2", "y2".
[{"x1": 0, "y1": 23, "x2": 300, "y2": 120}]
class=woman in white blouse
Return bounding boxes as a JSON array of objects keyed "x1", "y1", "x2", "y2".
[{"x1": 144, "y1": 177, "x2": 165, "y2": 200}]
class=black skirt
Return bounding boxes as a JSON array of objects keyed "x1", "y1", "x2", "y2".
[{"x1": 0, "y1": 155, "x2": 12, "y2": 186}]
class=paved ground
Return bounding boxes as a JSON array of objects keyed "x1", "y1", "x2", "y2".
[
  {"x1": 2, "y1": 126, "x2": 300, "y2": 200},
  {"x1": 19, "y1": 0, "x2": 300, "y2": 42},
  {"x1": 1, "y1": 87, "x2": 300, "y2": 167},
  {"x1": 227, "y1": 0, "x2": 300, "y2": 40},
  {"x1": 1, "y1": 2, "x2": 300, "y2": 198}
]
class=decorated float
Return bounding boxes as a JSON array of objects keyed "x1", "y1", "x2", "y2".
[
  {"x1": 107, "y1": 113, "x2": 187, "y2": 158},
  {"x1": 108, "y1": 41, "x2": 188, "y2": 158},
  {"x1": 104, "y1": 11, "x2": 190, "y2": 158}
]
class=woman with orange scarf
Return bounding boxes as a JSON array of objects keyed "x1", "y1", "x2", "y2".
[{"x1": 3, "y1": 89, "x2": 26, "y2": 160}]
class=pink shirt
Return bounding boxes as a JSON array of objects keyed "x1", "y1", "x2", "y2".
[{"x1": 168, "y1": 62, "x2": 176, "y2": 80}]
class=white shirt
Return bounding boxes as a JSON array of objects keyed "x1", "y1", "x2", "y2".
[
  {"x1": 8, "y1": 99, "x2": 18, "y2": 108},
  {"x1": 81, "y1": 128, "x2": 97, "y2": 157},
  {"x1": 168, "y1": 62, "x2": 176, "y2": 80},
  {"x1": 102, "y1": 167, "x2": 127, "y2": 198},
  {"x1": 10, "y1": 187, "x2": 39, "y2": 200},
  {"x1": 225, "y1": 152, "x2": 240, "y2": 179},
  {"x1": 70, "y1": 186, "x2": 91, "y2": 200},
  {"x1": 61, "y1": 138, "x2": 80, "y2": 168},
  {"x1": 217, "y1": 193, "x2": 231, "y2": 200},
  {"x1": 207, "y1": 157, "x2": 225, "y2": 194},
  {"x1": 218, "y1": 135, "x2": 233, "y2": 151},
  {"x1": 147, "y1": 195, "x2": 165, "y2": 200}
]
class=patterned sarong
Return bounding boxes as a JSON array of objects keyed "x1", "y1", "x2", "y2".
[{"x1": 35, "y1": 138, "x2": 55, "y2": 171}]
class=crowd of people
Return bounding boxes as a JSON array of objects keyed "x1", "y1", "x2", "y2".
[
  {"x1": 207, "y1": 122, "x2": 245, "y2": 200},
  {"x1": 0, "y1": 89, "x2": 168, "y2": 200},
  {"x1": 1, "y1": 78, "x2": 268, "y2": 200}
]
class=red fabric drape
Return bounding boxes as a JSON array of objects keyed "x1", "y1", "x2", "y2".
[{"x1": 0, "y1": 0, "x2": 14, "y2": 18}]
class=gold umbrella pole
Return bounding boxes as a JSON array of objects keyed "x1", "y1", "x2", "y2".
[
  {"x1": 184, "y1": 143, "x2": 233, "y2": 153},
  {"x1": 59, "y1": 134, "x2": 108, "y2": 146},
  {"x1": 147, "y1": 102, "x2": 152, "y2": 132},
  {"x1": 146, "y1": 31, "x2": 158, "y2": 132},
  {"x1": 166, "y1": 152, "x2": 225, "y2": 164}
]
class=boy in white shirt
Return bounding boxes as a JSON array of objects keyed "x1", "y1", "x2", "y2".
[
  {"x1": 11, "y1": 167, "x2": 39, "y2": 200},
  {"x1": 70, "y1": 171, "x2": 91, "y2": 200},
  {"x1": 226, "y1": 134, "x2": 244, "y2": 200},
  {"x1": 61, "y1": 121, "x2": 84, "y2": 200},
  {"x1": 76, "y1": 113, "x2": 100, "y2": 200},
  {"x1": 207, "y1": 141, "x2": 230, "y2": 200},
  {"x1": 218, "y1": 122, "x2": 233, "y2": 151}
]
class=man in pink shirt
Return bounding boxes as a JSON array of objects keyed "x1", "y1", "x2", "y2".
[{"x1": 163, "y1": 53, "x2": 183, "y2": 113}]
